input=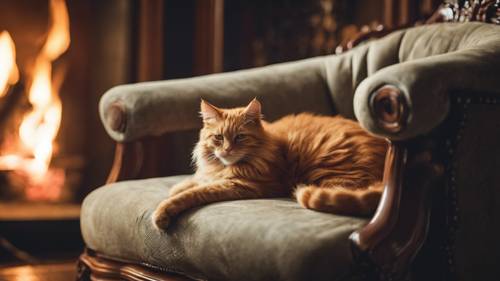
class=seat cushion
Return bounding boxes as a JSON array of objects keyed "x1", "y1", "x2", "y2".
[{"x1": 81, "y1": 175, "x2": 368, "y2": 281}]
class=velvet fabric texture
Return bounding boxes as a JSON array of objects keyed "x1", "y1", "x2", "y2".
[
  {"x1": 86, "y1": 22, "x2": 500, "y2": 281},
  {"x1": 100, "y1": 22, "x2": 500, "y2": 142},
  {"x1": 81, "y1": 176, "x2": 367, "y2": 281}
]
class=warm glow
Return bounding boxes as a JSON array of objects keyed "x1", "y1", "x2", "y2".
[
  {"x1": 43, "y1": 0, "x2": 71, "y2": 60},
  {"x1": 17, "y1": 0, "x2": 69, "y2": 180},
  {"x1": 0, "y1": 0, "x2": 70, "y2": 200},
  {"x1": 0, "y1": 31, "x2": 19, "y2": 97}
]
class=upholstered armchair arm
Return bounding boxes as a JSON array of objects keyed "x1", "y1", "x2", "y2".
[
  {"x1": 349, "y1": 23, "x2": 500, "y2": 279},
  {"x1": 99, "y1": 57, "x2": 335, "y2": 143},
  {"x1": 354, "y1": 23, "x2": 500, "y2": 140}
]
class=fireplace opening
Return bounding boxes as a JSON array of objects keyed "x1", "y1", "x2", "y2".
[
  {"x1": 0, "y1": 0, "x2": 134, "y2": 264},
  {"x1": 0, "y1": 0, "x2": 79, "y2": 205}
]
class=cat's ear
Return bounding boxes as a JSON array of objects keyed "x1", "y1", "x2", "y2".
[
  {"x1": 244, "y1": 98, "x2": 262, "y2": 121},
  {"x1": 200, "y1": 99, "x2": 222, "y2": 123}
]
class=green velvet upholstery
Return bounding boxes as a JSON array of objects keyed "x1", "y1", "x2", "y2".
[
  {"x1": 84, "y1": 21, "x2": 500, "y2": 281},
  {"x1": 81, "y1": 176, "x2": 367, "y2": 281},
  {"x1": 354, "y1": 22, "x2": 500, "y2": 140}
]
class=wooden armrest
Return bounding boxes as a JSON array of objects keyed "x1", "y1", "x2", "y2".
[
  {"x1": 106, "y1": 142, "x2": 144, "y2": 184},
  {"x1": 350, "y1": 87, "x2": 445, "y2": 279},
  {"x1": 106, "y1": 137, "x2": 173, "y2": 184}
]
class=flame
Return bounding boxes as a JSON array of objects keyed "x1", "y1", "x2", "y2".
[
  {"x1": 0, "y1": 31, "x2": 19, "y2": 97},
  {"x1": 18, "y1": 0, "x2": 70, "y2": 179},
  {"x1": 0, "y1": 0, "x2": 70, "y2": 201},
  {"x1": 43, "y1": 0, "x2": 71, "y2": 60}
]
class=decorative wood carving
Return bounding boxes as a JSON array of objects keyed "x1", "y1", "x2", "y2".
[
  {"x1": 338, "y1": 0, "x2": 499, "y2": 54},
  {"x1": 351, "y1": 139, "x2": 445, "y2": 279},
  {"x1": 78, "y1": 249, "x2": 193, "y2": 281},
  {"x1": 370, "y1": 85, "x2": 409, "y2": 134},
  {"x1": 350, "y1": 85, "x2": 445, "y2": 279},
  {"x1": 428, "y1": 0, "x2": 500, "y2": 24}
]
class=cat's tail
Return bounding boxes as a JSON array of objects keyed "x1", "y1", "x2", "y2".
[{"x1": 294, "y1": 182, "x2": 383, "y2": 216}]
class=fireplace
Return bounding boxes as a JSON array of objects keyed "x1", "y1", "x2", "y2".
[
  {"x1": 0, "y1": 0, "x2": 80, "y2": 204},
  {"x1": 0, "y1": 0, "x2": 135, "y2": 262},
  {"x1": 0, "y1": 0, "x2": 135, "y2": 208}
]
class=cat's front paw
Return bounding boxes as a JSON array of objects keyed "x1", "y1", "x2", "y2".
[
  {"x1": 151, "y1": 206, "x2": 171, "y2": 231},
  {"x1": 169, "y1": 180, "x2": 197, "y2": 197}
]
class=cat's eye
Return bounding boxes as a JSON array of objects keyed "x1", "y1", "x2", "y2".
[
  {"x1": 214, "y1": 134, "x2": 224, "y2": 141},
  {"x1": 235, "y1": 134, "x2": 246, "y2": 141}
]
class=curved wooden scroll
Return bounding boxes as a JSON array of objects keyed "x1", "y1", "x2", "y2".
[
  {"x1": 350, "y1": 85, "x2": 444, "y2": 279},
  {"x1": 77, "y1": 249, "x2": 192, "y2": 281},
  {"x1": 350, "y1": 142, "x2": 407, "y2": 252},
  {"x1": 337, "y1": 0, "x2": 500, "y2": 54},
  {"x1": 104, "y1": 101, "x2": 172, "y2": 184},
  {"x1": 106, "y1": 142, "x2": 144, "y2": 184}
]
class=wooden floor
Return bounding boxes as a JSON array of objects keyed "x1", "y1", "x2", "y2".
[{"x1": 0, "y1": 261, "x2": 76, "y2": 281}]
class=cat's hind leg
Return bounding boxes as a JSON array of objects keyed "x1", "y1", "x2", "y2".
[{"x1": 295, "y1": 182, "x2": 383, "y2": 216}]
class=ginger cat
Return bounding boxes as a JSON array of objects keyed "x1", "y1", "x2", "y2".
[{"x1": 152, "y1": 99, "x2": 387, "y2": 230}]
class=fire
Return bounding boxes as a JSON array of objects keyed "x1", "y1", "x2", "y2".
[
  {"x1": 20, "y1": 0, "x2": 69, "y2": 179},
  {"x1": 0, "y1": 0, "x2": 70, "y2": 201},
  {"x1": 0, "y1": 31, "x2": 19, "y2": 97}
]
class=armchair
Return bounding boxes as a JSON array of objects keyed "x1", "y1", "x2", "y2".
[{"x1": 78, "y1": 10, "x2": 500, "y2": 281}]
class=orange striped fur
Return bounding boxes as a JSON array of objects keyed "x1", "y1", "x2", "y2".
[{"x1": 152, "y1": 99, "x2": 387, "y2": 230}]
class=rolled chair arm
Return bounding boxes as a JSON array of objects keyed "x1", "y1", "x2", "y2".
[
  {"x1": 99, "y1": 57, "x2": 335, "y2": 142},
  {"x1": 354, "y1": 23, "x2": 500, "y2": 140},
  {"x1": 349, "y1": 22, "x2": 500, "y2": 279}
]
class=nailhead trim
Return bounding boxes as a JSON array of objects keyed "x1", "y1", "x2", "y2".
[
  {"x1": 349, "y1": 94, "x2": 500, "y2": 281},
  {"x1": 443, "y1": 94, "x2": 500, "y2": 279}
]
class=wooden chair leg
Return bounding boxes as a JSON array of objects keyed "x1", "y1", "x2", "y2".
[{"x1": 76, "y1": 258, "x2": 91, "y2": 281}]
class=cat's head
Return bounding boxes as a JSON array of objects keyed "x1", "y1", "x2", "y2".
[{"x1": 197, "y1": 98, "x2": 265, "y2": 166}]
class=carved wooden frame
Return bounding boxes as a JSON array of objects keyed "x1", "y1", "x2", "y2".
[
  {"x1": 77, "y1": 249, "x2": 192, "y2": 281},
  {"x1": 349, "y1": 86, "x2": 446, "y2": 280},
  {"x1": 78, "y1": 2, "x2": 500, "y2": 280}
]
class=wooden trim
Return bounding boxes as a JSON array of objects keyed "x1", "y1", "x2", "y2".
[
  {"x1": 383, "y1": 0, "x2": 395, "y2": 28},
  {"x1": 350, "y1": 85, "x2": 445, "y2": 278},
  {"x1": 137, "y1": 0, "x2": 164, "y2": 82},
  {"x1": 350, "y1": 142, "x2": 407, "y2": 252},
  {"x1": 77, "y1": 249, "x2": 193, "y2": 281},
  {"x1": 370, "y1": 85, "x2": 408, "y2": 133},
  {"x1": 351, "y1": 138, "x2": 444, "y2": 279},
  {"x1": 194, "y1": 0, "x2": 224, "y2": 75},
  {"x1": 398, "y1": 0, "x2": 409, "y2": 26},
  {"x1": 106, "y1": 142, "x2": 144, "y2": 184}
]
